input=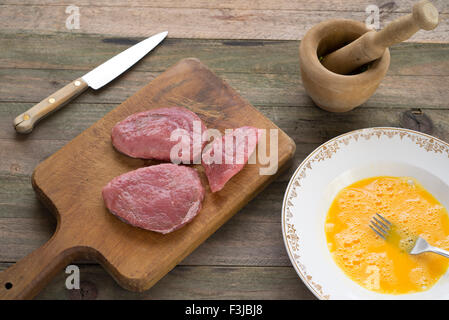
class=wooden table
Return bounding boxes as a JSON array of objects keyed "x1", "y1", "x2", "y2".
[{"x1": 0, "y1": 0, "x2": 448, "y2": 300}]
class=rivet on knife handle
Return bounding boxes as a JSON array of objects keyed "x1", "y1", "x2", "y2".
[{"x1": 13, "y1": 78, "x2": 88, "y2": 134}]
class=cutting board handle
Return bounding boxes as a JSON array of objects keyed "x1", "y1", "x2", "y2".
[{"x1": 0, "y1": 229, "x2": 78, "y2": 299}]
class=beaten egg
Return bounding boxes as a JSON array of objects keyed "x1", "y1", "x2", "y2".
[{"x1": 325, "y1": 176, "x2": 449, "y2": 294}]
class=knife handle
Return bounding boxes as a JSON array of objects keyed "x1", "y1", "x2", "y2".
[{"x1": 13, "y1": 78, "x2": 88, "y2": 134}]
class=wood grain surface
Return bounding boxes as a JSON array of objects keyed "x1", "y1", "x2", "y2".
[
  {"x1": 0, "y1": 58, "x2": 295, "y2": 299},
  {"x1": 0, "y1": 1, "x2": 448, "y2": 42},
  {"x1": 1, "y1": 0, "x2": 448, "y2": 300}
]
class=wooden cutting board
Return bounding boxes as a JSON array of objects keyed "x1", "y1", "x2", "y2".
[{"x1": 0, "y1": 58, "x2": 295, "y2": 299}]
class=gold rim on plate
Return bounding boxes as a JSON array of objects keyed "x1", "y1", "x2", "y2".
[{"x1": 281, "y1": 127, "x2": 449, "y2": 300}]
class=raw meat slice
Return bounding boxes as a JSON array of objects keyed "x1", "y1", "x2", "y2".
[
  {"x1": 202, "y1": 126, "x2": 259, "y2": 193},
  {"x1": 102, "y1": 163, "x2": 205, "y2": 234},
  {"x1": 111, "y1": 107, "x2": 207, "y2": 162}
]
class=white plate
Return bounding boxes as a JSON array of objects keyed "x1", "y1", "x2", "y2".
[{"x1": 281, "y1": 127, "x2": 449, "y2": 300}]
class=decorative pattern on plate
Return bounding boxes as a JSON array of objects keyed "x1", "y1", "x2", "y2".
[{"x1": 282, "y1": 128, "x2": 449, "y2": 300}]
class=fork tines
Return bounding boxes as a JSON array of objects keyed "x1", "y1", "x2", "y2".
[{"x1": 369, "y1": 213, "x2": 392, "y2": 240}]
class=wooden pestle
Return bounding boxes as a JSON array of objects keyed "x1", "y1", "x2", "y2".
[{"x1": 321, "y1": 0, "x2": 439, "y2": 75}]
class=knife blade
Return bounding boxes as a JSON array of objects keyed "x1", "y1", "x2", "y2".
[{"x1": 13, "y1": 31, "x2": 168, "y2": 134}]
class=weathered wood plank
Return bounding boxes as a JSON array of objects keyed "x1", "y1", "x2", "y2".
[
  {"x1": 1, "y1": 69, "x2": 448, "y2": 110},
  {"x1": 2, "y1": 103, "x2": 448, "y2": 183},
  {"x1": 2, "y1": 102, "x2": 449, "y2": 143},
  {"x1": 0, "y1": 35, "x2": 302, "y2": 74},
  {"x1": 0, "y1": 186, "x2": 292, "y2": 267},
  {"x1": 0, "y1": 5, "x2": 447, "y2": 42},
  {"x1": 0, "y1": 104, "x2": 448, "y2": 265},
  {"x1": 0, "y1": 263, "x2": 316, "y2": 300},
  {"x1": 1, "y1": 34, "x2": 448, "y2": 76},
  {"x1": 0, "y1": 171, "x2": 299, "y2": 266},
  {"x1": 0, "y1": 155, "x2": 304, "y2": 266},
  {"x1": 0, "y1": 139, "x2": 66, "y2": 177},
  {"x1": 389, "y1": 42, "x2": 449, "y2": 76},
  {"x1": 3, "y1": 102, "x2": 447, "y2": 185},
  {"x1": 0, "y1": 21, "x2": 447, "y2": 297},
  {"x1": 1, "y1": 0, "x2": 447, "y2": 13}
]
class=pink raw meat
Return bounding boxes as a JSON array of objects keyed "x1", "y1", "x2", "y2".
[
  {"x1": 202, "y1": 126, "x2": 259, "y2": 193},
  {"x1": 102, "y1": 164, "x2": 205, "y2": 234},
  {"x1": 111, "y1": 107, "x2": 207, "y2": 162}
]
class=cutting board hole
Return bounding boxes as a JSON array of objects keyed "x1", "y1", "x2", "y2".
[{"x1": 4, "y1": 282, "x2": 12, "y2": 290}]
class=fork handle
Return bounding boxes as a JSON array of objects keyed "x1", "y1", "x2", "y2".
[{"x1": 428, "y1": 246, "x2": 449, "y2": 258}]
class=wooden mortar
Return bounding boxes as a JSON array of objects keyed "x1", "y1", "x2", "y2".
[
  {"x1": 299, "y1": 0, "x2": 438, "y2": 112},
  {"x1": 299, "y1": 19, "x2": 390, "y2": 112}
]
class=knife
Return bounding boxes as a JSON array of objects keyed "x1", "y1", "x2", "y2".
[{"x1": 13, "y1": 31, "x2": 168, "y2": 134}]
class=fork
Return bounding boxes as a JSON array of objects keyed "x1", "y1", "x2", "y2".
[{"x1": 369, "y1": 213, "x2": 449, "y2": 258}]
